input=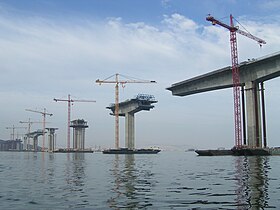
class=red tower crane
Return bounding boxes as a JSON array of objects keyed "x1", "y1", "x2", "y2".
[
  {"x1": 54, "y1": 94, "x2": 96, "y2": 151},
  {"x1": 206, "y1": 14, "x2": 266, "y2": 148},
  {"x1": 26, "y1": 108, "x2": 53, "y2": 151}
]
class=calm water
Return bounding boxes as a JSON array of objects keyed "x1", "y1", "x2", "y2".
[{"x1": 0, "y1": 151, "x2": 279, "y2": 209}]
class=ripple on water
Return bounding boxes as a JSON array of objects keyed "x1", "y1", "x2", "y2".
[
  {"x1": 6, "y1": 198, "x2": 21, "y2": 202},
  {"x1": 28, "y1": 201, "x2": 38, "y2": 205},
  {"x1": 0, "y1": 152, "x2": 279, "y2": 209}
]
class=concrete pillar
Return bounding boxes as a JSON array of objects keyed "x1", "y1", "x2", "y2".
[
  {"x1": 125, "y1": 113, "x2": 135, "y2": 149},
  {"x1": 49, "y1": 134, "x2": 54, "y2": 152},
  {"x1": 74, "y1": 129, "x2": 85, "y2": 150},
  {"x1": 81, "y1": 130, "x2": 85, "y2": 149},
  {"x1": 73, "y1": 129, "x2": 77, "y2": 149},
  {"x1": 47, "y1": 128, "x2": 57, "y2": 152},
  {"x1": 260, "y1": 82, "x2": 267, "y2": 148},
  {"x1": 33, "y1": 137, "x2": 38, "y2": 151},
  {"x1": 71, "y1": 119, "x2": 88, "y2": 151},
  {"x1": 23, "y1": 136, "x2": 27, "y2": 150},
  {"x1": 241, "y1": 86, "x2": 246, "y2": 145},
  {"x1": 245, "y1": 82, "x2": 262, "y2": 147}
]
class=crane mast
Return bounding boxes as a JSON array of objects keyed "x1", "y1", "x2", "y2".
[
  {"x1": 206, "y1": 14, "x2": 266, "y2": 148},
  {"x1": 230, "y1": 15, "x2": 242, "y2": 148},
  {"x1": 26, "y1": 108, "x2": 53, "y2": 151},
  {"x1": 115, "y1": 74, "x2": 120, "y2": 149},
  {"x1": 96, "y1": 73, "x2": 156, "y2": 149},
  {"x1": 54, "y1": 94, "x2": 96, "y2": 151}
]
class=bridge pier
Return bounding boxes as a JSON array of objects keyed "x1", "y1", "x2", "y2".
[
  {"x1": 260, "y1": 82, "x2": 267, "y2": 148},
  {"x1": 70, "y1": 119, "x2": 88, "y2": 150},
  {"x1": 245, "y1": 81, "x2": 262, "y2": 147},
  {"x1": 46, "y1": 128, "x2": 58, "y2": 152},
  {"x1": 125, "y1": 113, "x2": 135, "y2": 149},
  {"x1": 27, "y1": 129, "x2": 44, "y2": 151},
  {"x1": 33, "y1": 136, "x2": 38, "y2": 151}
]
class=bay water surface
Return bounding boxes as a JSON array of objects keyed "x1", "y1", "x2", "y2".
[{"x1": 0, "y1": 151, "x2": 279, "y2": 209}]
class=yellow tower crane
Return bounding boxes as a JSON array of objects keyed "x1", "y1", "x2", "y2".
[{"x1": 96, "y1": 73, "x2": 156, "y2": 149}]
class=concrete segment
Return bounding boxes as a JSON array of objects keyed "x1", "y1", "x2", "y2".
[{"x1": 167, "y1": 52, "x2": 280, "y2": 96}]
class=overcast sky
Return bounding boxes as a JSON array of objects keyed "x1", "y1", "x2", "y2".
[{"x1": 0, "y1": 0, "x2": 280, "y2": 150}]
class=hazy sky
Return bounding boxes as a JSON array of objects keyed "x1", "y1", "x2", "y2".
[{"x1": 1, "y1": 0, "x2": 280, "y2": 150}]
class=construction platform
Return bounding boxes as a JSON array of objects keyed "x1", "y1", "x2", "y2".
[
  {"x1": 102, "y1": 148, "x2": 161, "y2": 154},
  {"x1": 53, "y1": 148, "x2": 93, "y2": 153},
  {"x1": 195, "y1": 147, "x2": 280, "y2": 156}
]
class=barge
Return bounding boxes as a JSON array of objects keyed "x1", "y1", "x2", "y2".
[
  {"x1": 195, "y1": 149, "x2": 233, "y2": 156},
  {"x1": 195, "y1": 147, "x2": 280, "y2": 156},
  {"x1": 102, "y1": 148, "x2": 161, "y2": 154},
  {"x1": 54, "y1": 148, "x2": 94, "y2": 153}
]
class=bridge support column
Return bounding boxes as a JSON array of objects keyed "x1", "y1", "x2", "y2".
[
  {"x1": 70, "y1": 119, "x2": 88, "y2": 150},
  {"x1": 245, "y1": 82, "x2": 262, "y2": 147},
  {"x1": 125, "y1": 113, "x2": 135, "y2": 149},
  {"x1": 241, "y1": 86, "x2": 246, "y2": 145},
  {"x1": 47, "y1": 128, "x2": 58, "y2": 152},
  {"x1": 49, "y1": 136, "x2": 54, "y2": 152},
  {"x1": 260, "y1": 82, "x2": 267, "y2": 148},
  {"x1": 33, "y1": 137, "x2": 38, "y2": 151}
]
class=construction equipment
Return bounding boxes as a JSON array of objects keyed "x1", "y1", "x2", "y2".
[
  {"x1": 53, "y1": 94, "x2": 96, "y2": 151},
  {"x1": 6, "y1": 125, "x2": 26, "y2": 140},
  {"x1": 96, "y1": 73, "x2": 156, "y2": 149},
  {"x1": 26, "y1": 108, "x2": 53, "y2": 151},
  {"x1": 19, "y1": 119, "x2": 49, "y2": 150},
  {"x1": 206, "y1": 14, "x2": 266, "y2": 148}
]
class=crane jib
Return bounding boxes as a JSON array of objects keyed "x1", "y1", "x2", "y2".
[{"x1": 206, "y1": 15, "x2": 266, "y2": 45}]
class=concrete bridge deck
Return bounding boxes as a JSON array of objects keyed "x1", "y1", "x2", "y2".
[{"x1": 167, "y1": 52, "x2": 280, "y2": 96}]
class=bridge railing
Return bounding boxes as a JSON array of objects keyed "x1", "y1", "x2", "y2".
[{"x1": 134, "y1": 94, "x2": 156, "y2": 101}]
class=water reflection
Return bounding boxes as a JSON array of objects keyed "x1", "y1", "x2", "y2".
[
  {"x1": 63, "y1": 153, "x2": 88, "y2": 208},
  {"x1": 65, "y1": 153, "x2": 85, "y2": 188},
  {"x1": 46, "y1": 153, "x2": 55, "y2": 186},
  {"x1": 234, "y1": 156, "x2": 272, "y2": 209},
  {"x1": 108, "y1": 154, "x2": 154, "y2": 209}
]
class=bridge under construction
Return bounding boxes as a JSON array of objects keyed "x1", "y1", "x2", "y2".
[
  {"x1": 106, "y1": 94, "x2": 157, "y2": 150},
  {"x1": 167, "y1": 52, "x2": 280, "y2": 155}
]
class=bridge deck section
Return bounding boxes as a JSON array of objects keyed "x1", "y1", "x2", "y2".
[{"x1": 167, "y1": 52, "x2": 280, "y2": 96}]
